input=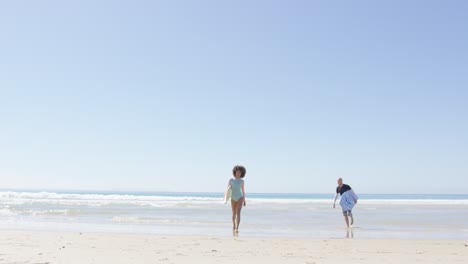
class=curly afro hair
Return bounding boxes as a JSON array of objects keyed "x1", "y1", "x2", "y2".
[{"x1": 232, "y1": 165, "x2": 246, "y2": 178}]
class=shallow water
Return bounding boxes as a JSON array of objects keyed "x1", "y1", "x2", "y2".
[{"x1": 0, "y1": 190, "x2": 467, "y2": 240}]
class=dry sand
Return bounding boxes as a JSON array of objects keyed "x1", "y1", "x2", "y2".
[{"x1": 0, "y1": 231, "x2": 467, "y2": 263}]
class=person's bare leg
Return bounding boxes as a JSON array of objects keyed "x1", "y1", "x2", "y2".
[
  {"x1": 349, "y1": 213, "x2": 354, "y2": 226},
  {"x1": 235, "y1": 198, "x2": 244, "y2": 231},
  {"x1": 344, "y1": 214, "x2": 350, "y2": 228},
  {"x1": 235, "y1": 206, "x2": 241, "y2": 231},
  {"x1": 230, "y1": 200, "x2": 237, "y2": 230}
]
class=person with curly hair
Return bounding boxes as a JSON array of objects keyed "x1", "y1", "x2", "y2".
[{"x1": 227, "y1": 165, "x2": 246, "y2": 233}]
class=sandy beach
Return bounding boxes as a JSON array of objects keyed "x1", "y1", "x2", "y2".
[{"x1": 0, "y1": 231, "x2": 466, "y2": 264}]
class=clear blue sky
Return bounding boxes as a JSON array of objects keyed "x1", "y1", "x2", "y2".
[{"x1": 1, "y1": 0, "x2": 467, "y2": 194}]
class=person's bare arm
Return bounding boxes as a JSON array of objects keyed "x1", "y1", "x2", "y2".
[
  {"x1": 242, "y1": 181, "x2": 246, "y2": 206},
  {"x1": 333, "y1": 193, "x2": 339, "y2": 208}
]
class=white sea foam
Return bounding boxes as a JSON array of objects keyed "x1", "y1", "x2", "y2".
[
  {"x1": 0, "y1": 191, "x2": 219, "y2": 202},
  {"x1": 0, "y1": 208, "x2": 17, "y2": 217},
  {"x1": 1, "y1": 191, "x2": 467, "y2": 208},
  {"x1": 0, "y1": 191, "x2": 222, "y2": 207}
]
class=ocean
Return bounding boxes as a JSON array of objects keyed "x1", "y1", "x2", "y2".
[{"x1": 1, "y1": 190, "x2": 467, "y2": 240}]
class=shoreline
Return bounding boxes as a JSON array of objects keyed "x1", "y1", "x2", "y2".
[
  {"x1": 1, "y1": 230, "x2": 467, "y2": 263},
  {"x1": 2, "y1": 223, "x2": 467, "y2": 241}
]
